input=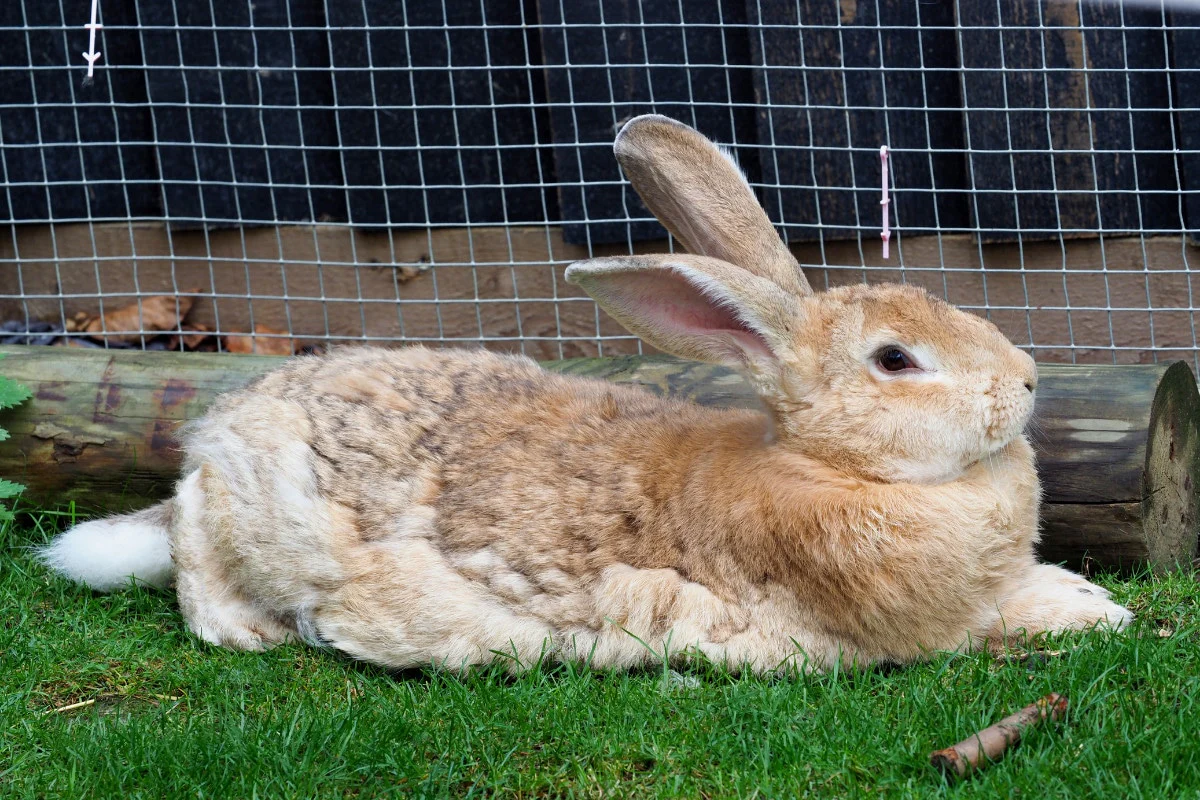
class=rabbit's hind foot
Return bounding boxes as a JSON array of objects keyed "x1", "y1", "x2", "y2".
[
  {"x1": 177, "y1": 575, "x2": 297, "y2": 652},
  {"x1": 171, "y1": 467, "x2": 298, "y2": 652}
]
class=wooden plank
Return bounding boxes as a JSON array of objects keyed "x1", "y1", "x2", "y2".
[
  {"x1": 1078, "y1": 3, "x2": 1181, "y2": 239},
  {"x1": 135, "y1": 0, "x2": 344, "y2": 227},
  {"x1": 1170, "y1": 7, "x2": 1200, "y2": 244},
  {"x1": 325, "y1": 0, "x2": 552, "y2": 228},
  {"x1": 537, "y1": 0, "x2": 758, "y2": 245},
  {"x1": 0, "y1": 223, "x2": 666, "y2": 359},
  {"x1": 745, "y1": 0, "x2": 966, "y2": 242},
  {"x1": 958, "y1": 2, "x2": 1084, "y2": 241},
  {"x1": 0, "y1": 0, "x2": 159, "y2": 223},
  {"x1": 957, "y1": 2, "x2": 1180, "y2": 242},
  {"x1": 1, "y1": 223, "x2": 1198, "y2": 364},
  {"x1": 2, "y1": 347, "x2": 1195, "y2": 572}
]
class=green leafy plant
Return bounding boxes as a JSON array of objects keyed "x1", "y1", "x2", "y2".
[{"x1": 0, "y1": 354, "x2": 31, "y2": 523}]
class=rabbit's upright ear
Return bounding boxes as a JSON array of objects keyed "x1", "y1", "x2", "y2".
[
  {"x1": 565, "y1": 254, "x2": 802, "y2": 371},
  {"x1": 614, "y1": 115, "x2": 811, "y2": 297}
]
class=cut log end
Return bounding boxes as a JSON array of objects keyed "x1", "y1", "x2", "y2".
[
  {"x1": 1142, "y1": 360, "x2": 1200, "y2": 572},
  {"x1": 1032, "y1": 360, "x2": 1200, "y2": 575}
]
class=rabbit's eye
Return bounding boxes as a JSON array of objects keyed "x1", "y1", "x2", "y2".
[{"x1": 877, "y1": 348, "x2": 916, "y2": 372}]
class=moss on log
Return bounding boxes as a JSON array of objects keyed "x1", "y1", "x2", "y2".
[{"x1": 1, "y1": 345, "x2": 1196, "y2": 573}]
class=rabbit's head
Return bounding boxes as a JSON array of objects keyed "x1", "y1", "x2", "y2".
[{"x1": 566, "y1": 115, "x2": 1036, "y2": 485}]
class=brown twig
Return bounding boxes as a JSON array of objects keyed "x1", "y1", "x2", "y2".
[
  {"x1": 930, "y1": 693, "x2": 1068, "y2": 778},
  {"x1": 996, "y1": 648, "x2": 1069, "y2": 665}
]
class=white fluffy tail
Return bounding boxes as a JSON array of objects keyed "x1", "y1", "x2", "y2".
[{"x1": 39, "y1": 501, "x2": 175, "y2": 592}]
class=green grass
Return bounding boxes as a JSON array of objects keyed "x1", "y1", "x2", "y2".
[{"x1": 3, "y1": 508, "x2": 1199, "y2": 798}]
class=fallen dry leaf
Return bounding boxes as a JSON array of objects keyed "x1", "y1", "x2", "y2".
[
  {"x1": 222, "y1": 325, "x2": 296, "y2": 356},
  {"x1": 396, "y1": 261, "x2": 430, "y2": 282},
  {"x1": 159, "y1": 323, "x2": 218, "y2": 353},
  {"x1": 179, "y1": 323, "x2": 214, "y2": 350},
  {"x1": 85, "y1": 292, "x2": 198, "y2": 344}
]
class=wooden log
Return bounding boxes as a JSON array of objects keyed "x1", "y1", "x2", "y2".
[{"x1": 1, "y1": 345, "x2": 1196, "y2": 573}]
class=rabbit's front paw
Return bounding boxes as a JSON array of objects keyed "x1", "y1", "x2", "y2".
[{"x1": 993, "y1": 563, "x2": 1132, "y2": 641}]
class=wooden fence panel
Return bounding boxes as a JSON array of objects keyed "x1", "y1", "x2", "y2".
[
  {"x1": 0, "y1": 0, "x2": 159, "y2": 223},
  {"x1": 326, "y1": 0, "x2": 554, "y2": 228},
  {"x1": 538, "y1": 0, "x2": 758, "y2": 245},
  {"x1": 958, "y1": 1, "x2": 1180, "y2": 242},
  {"x1": 745, "y1": 0, "x2": 966, "y2": 243},
  {"x1": 136, "y1": 0, "x2": 344, "y2": 227},
  {"x1": 1170, "y1": 8, "x2": 1200, "y2": 243}
]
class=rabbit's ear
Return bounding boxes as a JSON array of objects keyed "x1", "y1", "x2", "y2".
[
  {"x1": 565, "y1": 254, "x2": 802, "y2": 370},
  {"x1": 614, "y1": 115, "x2": 811, "y2": 297}
]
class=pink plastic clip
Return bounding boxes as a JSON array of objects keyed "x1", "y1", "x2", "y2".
[{"x1": 880, "y1": 145, "x2": 890, "y2": 260}]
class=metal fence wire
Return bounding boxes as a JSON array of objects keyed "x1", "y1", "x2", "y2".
[{"x1": 2, "y1": 0, "x2": 1199, "y2": 365}]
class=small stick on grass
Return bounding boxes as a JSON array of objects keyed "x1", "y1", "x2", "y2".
[
  {"x1": 930, "y1": 693, "x2": 1068, "y2": 778},
  {"x1": 47, "y1": 698, "x2": 95, "y2": 715},
  {"x1": 996, "y1": 648, "x2": 1069, "y2": 665}
]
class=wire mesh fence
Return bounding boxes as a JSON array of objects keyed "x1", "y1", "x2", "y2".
[{"x1": 1, "y1": 0, "x2": 1198, "y2": 365}]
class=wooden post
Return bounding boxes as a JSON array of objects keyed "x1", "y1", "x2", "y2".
[{"x1": 1, "y1": 345, "x2": 1196, "y2": 572}]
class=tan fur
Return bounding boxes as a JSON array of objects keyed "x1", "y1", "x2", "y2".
[
  {"x1": 54, "y1": 115, "x2": 1130, "y2": 673},
  {"x1": 159, "y1": 335, "x2": 1125, "y2": 671},
  {"x1": 613, "y1": 114, "x2": 811, "y2": 296}
]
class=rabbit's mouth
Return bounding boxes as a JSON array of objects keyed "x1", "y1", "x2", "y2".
[
  {"x1": 984, "y1": 415, "x2": 1028, "y2": 450},
  {"x1": 984, "y1": 379, "x2": 1036, "y2": 445},
  {"x1": 980, "y1": 408, "x2": 1034, "y2": 462}
]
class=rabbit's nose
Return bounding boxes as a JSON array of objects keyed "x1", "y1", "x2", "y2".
[{"x1": 1018, "y1": 352, "x2": 1037, "y2": 393}]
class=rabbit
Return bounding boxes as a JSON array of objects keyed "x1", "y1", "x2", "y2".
[{"x1": 40, "y1": 114, "x2": 1132, "y2": 673}]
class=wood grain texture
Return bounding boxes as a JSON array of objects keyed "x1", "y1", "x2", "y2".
[
  {"x1": 536, "y1": 0, "x2": 757, "y2": 245},
  {"x1": 0, "y1": 0, "x2": 159, "y2": 223},
  {"x1": 5, "y1": 223, "x2": 1200, "y2": 365},
  {"x1": 746, "y1": 0, "x2": 967, "y2": 241},
  {"x1": 1, "y1": 346, "x2": 1194, "y2": 571},
  {"x1": 956, "y1": 1, "x2": 1181, "y2": 242},
  {"x1": 1169, "y1": 7, "x2": 1200, "y2": 244},
  {"x1": 326, "y1": 0, "x2": 555, "y2": 228},
  {"x1": 1142, "y1": 361, "x2": 1200, "y2": 570},
  {"x1": 135, "y1": 0, "x2": 345, "y2": 227}
]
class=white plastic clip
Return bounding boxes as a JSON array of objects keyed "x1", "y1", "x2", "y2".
[{"x1": 83, "y1": 0, "x2": 102, "y2": 79}]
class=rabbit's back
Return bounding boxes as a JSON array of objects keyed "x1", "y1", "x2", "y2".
[{"x1": 192, "y1": 346, "x2": 746, "y2": 550}]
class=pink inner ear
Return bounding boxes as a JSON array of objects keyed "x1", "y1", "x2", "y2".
[{"x1": 612, "y1": 269, "x2": 773, "y2": 359}]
